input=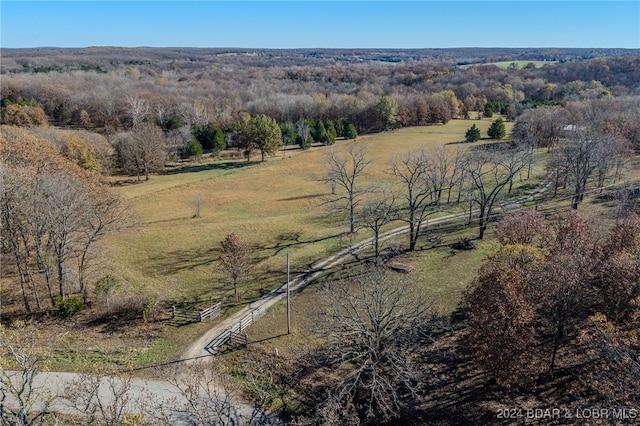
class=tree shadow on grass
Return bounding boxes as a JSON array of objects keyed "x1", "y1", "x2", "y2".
[
  {"x1": 278, "y1": 193, "x2": 326, "y2": 202},
  {"x1": 252, "y1": 230, "x2": 346, "y2": 258},
  {"x1": 145, "y1": 246, "x2": 220, "y2": 277},
  {"x1": 163, "y1": 160, "x2": 254, "y2": 175}
]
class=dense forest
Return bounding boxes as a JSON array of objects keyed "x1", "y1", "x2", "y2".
[{"x1": 2, "y1": 47, "x2": 639, "y2": 137}]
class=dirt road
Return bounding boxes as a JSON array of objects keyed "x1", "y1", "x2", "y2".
[{"x1": 182, "y1": 179, "x2": 553, "y2": 360}]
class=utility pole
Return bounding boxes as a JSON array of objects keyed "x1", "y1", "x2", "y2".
[{"x1": 286, "y1": 252, "x2": 291, "y2": 335}]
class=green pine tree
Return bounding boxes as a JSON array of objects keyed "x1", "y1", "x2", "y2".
[
  {"x1": 465, "y1": 124, "x2": 481, "y2": 142},
  {"x1": 487, "y1": 118, "x2": 506, "y2": 139}
]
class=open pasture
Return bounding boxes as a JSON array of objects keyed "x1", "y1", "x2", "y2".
[{"x1": 107, "y1": 120, "x2": 512, "y2": 305}]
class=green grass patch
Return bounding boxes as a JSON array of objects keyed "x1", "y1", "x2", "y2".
[{"x1": 239, "y1": 223, "x2": 496, "y2": 359}]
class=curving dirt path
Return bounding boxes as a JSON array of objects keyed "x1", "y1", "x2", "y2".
[
  {"x1": 183, "y1": 211, "x2": 525, "y2": 359},
  {"x1": 182, "y1": 179, "x2": 554, "y2": 361}
]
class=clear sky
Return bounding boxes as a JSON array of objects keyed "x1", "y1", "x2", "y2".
[{"x1": 1, "y1": 1, "x2": 639, "y2": 49}]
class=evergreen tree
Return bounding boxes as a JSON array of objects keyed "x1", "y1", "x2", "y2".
[
  {"x1": 484, "y1": 103, "x2": 494, "y2": 118},
  {"x1": 312, "y1": 120, "x2": 328, "y2": 144},
  {"x1": 487, "y1": 118, "x2": 507, "y2": 139},
  {"x1": 344, "y1": 123, "x2": 358, "y2": 140},
  {"x1": 192, "y1": 123, "x2": 226, "y2": 154},
  {"x1": 188, "y1": 139, "x2": 203, "y2": 159},
  {"x1": 280, "y1": 122, "x2": 297, "y2": 147},
  {"x1": 465, "y1": 124, "x2": 481, "y2": 142},
  {"x1": 325, "y1": 120, "x2": 337, "y2": 145},
  {"x1": 334, "y1": 119, "x2": 346, "y2": 138}
]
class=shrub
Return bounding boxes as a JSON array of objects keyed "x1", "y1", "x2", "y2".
[
  {"x1": 53, "y1": 295, "x2": 86, "y2": 315},
  {"x1": 95, "y1": 274, "x2": 122, "y2": 311}
]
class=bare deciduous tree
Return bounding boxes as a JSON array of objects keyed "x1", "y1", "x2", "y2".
[
  {"x1": 40, "y1": 173, "x2": 92, "y2": 299},
  {"x1": 321, "y1": 145, "x2": 371, "y2": 234},
  {"x1": 0, "y1": 165, "x2": 36, "y2": 311},
  {"x1": 64, "y1": 372, "x2": 134, "y2": 426},
  {"x1": 146, "y1": 361, "x2": 275, "y2": 426},
  {"x1": 115, "y1": 123, "x2": 166, "y2": 181},
  {"x1": 389, "y1": 149, "x2": 434, "y2": 251},
  {"x1": 556, "y1": 132, "x2": 607, "y2": 209},
  {"x1": 464, "y1": 148, "x2": 526, "y2": 239},
  {"x1": 126, "y1": 94, "x2": 149, "y2": 128},
  {"x1": 1, "y1": 126, "x2": 132, "y2": 310},
  {"x1": 0, "y1": 322, "x2": 58, "y2": 426},
  {"x1": 193, "y1": 194, "x2": 203, "y2": 219},
  {"x1": 357, "y1": 189, "x2": 397, "y2": 258},
  {"x1": 316, "y1": 266, "x2": 435, "y2": 422},
  {"x1": 295, "y1": 119, "x2": 312, "y2": 150},
  {"x1": 556, "y1": 100, "x2": 632, "y2": 209},
  {"x1": 74, "y1": 190, "x2": 132, "y2": 303}
]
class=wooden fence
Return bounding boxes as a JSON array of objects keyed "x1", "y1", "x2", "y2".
[
  {"x1": 204, "y1": 304, "x2": 268, "y2": 353},
  {"x1": 171, "y1": 302, "x2": 221, "y2": 325}
]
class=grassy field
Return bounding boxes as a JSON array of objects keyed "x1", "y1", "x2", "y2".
[
  {"x1": 12, "y1": 114, "x2": 636, "y2": 371},
  {"x1": 7, "y1": 118, "x2": 530, "y2": 371},
  {"x1": 241, "y1": 230, "x2": 497, "y2": 356},
  {"x1": 105, "y1": 118, "x2": 515, "y2": 307}
]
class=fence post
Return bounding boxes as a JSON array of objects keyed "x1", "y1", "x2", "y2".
[
  {"x1": 199, "y1": 311, "x2": 203, "y2": 322},
  {"x1": 172, "y1": 305, "x2": 176, "y2": 319}
]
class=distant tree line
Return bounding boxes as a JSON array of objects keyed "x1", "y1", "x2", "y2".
[{"x1": 2, "y1": 51, "x2": 638, "y2": 137}]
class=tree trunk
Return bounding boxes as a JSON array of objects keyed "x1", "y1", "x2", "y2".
[
  {"x1": 349, "y1": 199, "x2": 355, "y2": 234},
  {"x1": 79, "y1": 250, "x2": 89, "y2": 303},
  {"x1": 479, "y1": 219, "x2": 487, "y2": 240},
  {"x1": 57, "y1": 247, "x2": 65, "y2": 298},
  {"x1": 374, "y1": 229, "x2": 380, "y2": 258},
  {"x1": 408, "y1": 222, "x2": 417, "y2": 252},
  {"x1": 478, "y1": 207, "x2": 487, "y2": 240},
  {"x1": 36, "y1": 243, "x2": 56, "y2": 305},
  {"x1": 13, "y1": 248, "x2": 31, "y2": 313},
  {"x1": 3, "y1": 207, "x2": 32, "y2": 312}
]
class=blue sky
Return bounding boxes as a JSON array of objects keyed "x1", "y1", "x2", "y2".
[{"x1": 2, "y1": 1, "x2": 639, "y2": 49}]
